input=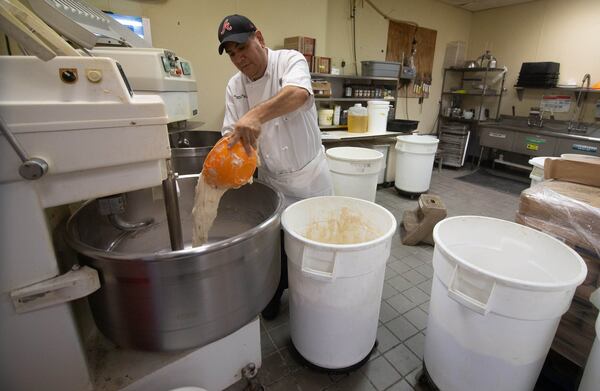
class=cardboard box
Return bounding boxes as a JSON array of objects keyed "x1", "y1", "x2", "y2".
[
  {"x1": 311, "y1": 80, "x2": 331, "y2": 97},
  {"x1": 516, "y1": 179, "x2": 600, "y2": 367},
  {"x1": 284, "y1": 36, "x2": 316, "y2": 56},
  {"x1": 544, "y1": 156, "x2": 600, "y2": 187},
  {"x1": 311, "y1": 56, "x2": 331, "y2": 74},
  {"x1": 518, "y1": 180, "x2": 600, "y2": 253},
  {"x1": 303, "y1": 54, "x2": 313, "y2": 69}
]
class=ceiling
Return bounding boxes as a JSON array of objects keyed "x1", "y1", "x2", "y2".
[{"x1": 438, "y1": 0, "x2": 535, "y2": 11}]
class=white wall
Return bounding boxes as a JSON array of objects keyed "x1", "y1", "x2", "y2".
[
  {"x1": 6, "y1": 0, "x2": 597, "y2": 131},
  {"x1": 468, "y1": 0, "x2": 600, "y2": 122},
  {"x1": 324, "y1": 0, "x2": 472, "y2": 133},
  {"x1": 87, "y1": 0, "x2": 471, "y2": 133},
  {"x1": 89, "y1": 0, "x2": 329, "y2": 131}
]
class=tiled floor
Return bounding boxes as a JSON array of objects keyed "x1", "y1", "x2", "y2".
[{"x1": 227, "y1": 167, "x2": 521, "y2": 391}]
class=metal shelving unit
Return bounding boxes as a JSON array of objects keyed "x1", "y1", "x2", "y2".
[
  {"x1": 437, "y1": 67, "x2": 507, "y2": 167},
  {"x1": 311, "y1": 72, "x2": 399, "y2": 132},
  {"x1": 514, "y1": 86, "x2": 600, "y2": 101}
]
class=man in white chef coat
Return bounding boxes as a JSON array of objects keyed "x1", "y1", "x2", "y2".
[{"x1": 218, "y1": 14, "x2": 333, "y2": 318}]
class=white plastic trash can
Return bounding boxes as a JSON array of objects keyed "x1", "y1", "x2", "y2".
[
  {"x1": 371, "y1": 144, "x2": 389, "y2": 184},
  {"x1": 367, "y1": 100, "x2": 390, "y2": 133},
  {"x1": 528, "y1": 156, "x2": 550, "y2": 187},
  {"x1": 282, "y1": 196, "x2": 397, "y2": 369},
  {"x1": 579, "y1": 288, "x2": 600, "y2": 391},
  {"x1": 394, "y1": 135, "x2": 439, "y2": 194},
  {"x1": 424, "y1": 216, "x2": 587, "y2": 391},
  {"x1": 326, "y1": 147, "x2": 384, "y2": 202}
]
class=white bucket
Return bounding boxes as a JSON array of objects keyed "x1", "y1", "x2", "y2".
[
  {"x1": 528, "y1": 156, "x2": 550, "y2": 187},
  {"x1": 394, "y1": 135, "x2": 439, "y2": 193},
  {"x1": 579, "y1": 288, "x2": 600, "y2": 391},
  {"x1": 371, "y1": 144, "x2": 389, "y2": 184},
  {"x1": 367, "y1": 100, "x2": 390, "y2": 133},
  {"x1": 282, "y1": 196, "x2": 397, "y2": 369},
  {"x1": 425, "y1": 216, "x2": 587, "y2": 391},
  {"x1": 326, "y1": 147, "x2": 384, "y2": 202},
  {"x1": 318, "y1": 109, "x2": 334, "y2": 126}
]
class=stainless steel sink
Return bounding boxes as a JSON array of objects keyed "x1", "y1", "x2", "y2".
[{"x1": 479, "y1": 117, "x2": 600, "y2": 158}]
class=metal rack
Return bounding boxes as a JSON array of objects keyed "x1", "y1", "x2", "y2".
[
  {"x1": 311, "y1": 73, "x2": 399, "y2": 131},
  {"x1": 439, "y1": 123, "x2": 471, "y2": 167},
  {"x1": 437, "y1": 67, "x2": 506, "y2": 167}
]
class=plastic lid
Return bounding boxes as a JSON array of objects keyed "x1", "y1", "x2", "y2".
[
  {"x1": 349, "y1": 104, "x2": 367, "y2": 115},
  {"x1": 396, "y1": 135, "x2": 439, "y2": 145},
  {"x1": 528, "y1": 156, "x2": 550, "y2": 169},
  {"x1": 326, "y1": 146, "x2": 383, "y2": 162},
  {"x1": 368, "y1": 100, "x2": 390, "y2": 106}
]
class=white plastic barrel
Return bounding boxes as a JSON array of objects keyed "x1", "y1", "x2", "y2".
[
  {"x1": 367, "y1": 100, "x2": 390, "y2": 133},
  {"x1": 579, "y1": 288, "x2": 600, "y2": 391},
  {"x1": 371, "y1": 144, "x2": 389, "y2": 184},
  {"x1": 424, "y1": 216, "x2": 587, "y2": 391},
  {"x1": 282, "y1": 196, "x2": 397, "y2": 369},
  {"x1": 326, "y1": 147, "x2": 384, "y2": 202},
  {"x1": 394, "y1": 135, "x2": 439, "y2": 193},
  {"x1": 528, "y1": 156, "x2": 549, "y2": 187}
]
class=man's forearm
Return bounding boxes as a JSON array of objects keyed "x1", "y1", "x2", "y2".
[{"x1": 247, "y1": 86, "x2": 309, "y2": 124}]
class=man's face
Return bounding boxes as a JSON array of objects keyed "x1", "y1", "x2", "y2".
[{"x1": 224, "y1": 32, "x2": 268, "y2": 81}]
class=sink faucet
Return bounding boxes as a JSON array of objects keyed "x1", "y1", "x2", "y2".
[
  {"x1": 527, "y1": 109, "x2": 545, "y2": 128},
  {"x1": 568, "y1": 73, "x2": 591, "y2": 133}
]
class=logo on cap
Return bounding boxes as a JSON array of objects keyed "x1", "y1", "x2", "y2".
[{"x1": 221, "y1": 19, "x2": 232, "y2": 35}]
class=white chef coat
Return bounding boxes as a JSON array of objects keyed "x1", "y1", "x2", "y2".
[{"x1": 222, "y1": 48, "x2": 333, "y2": 206}]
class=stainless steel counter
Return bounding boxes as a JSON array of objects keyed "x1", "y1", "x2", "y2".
[{"x1": 478, "y1": 117, "x2": 600, "y2": 158}]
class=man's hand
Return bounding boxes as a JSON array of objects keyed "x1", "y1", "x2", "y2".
[
  {"x1": 229, "y1": 112, "x2": 261, "y2": 155},
  {"x1": 228, "y1": 86, "x2": 309, "y2": 155}
]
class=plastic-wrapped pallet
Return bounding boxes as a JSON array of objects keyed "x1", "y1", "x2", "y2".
[{"x1": 516, "y1": 180, "x2": 600, "y2": 367}]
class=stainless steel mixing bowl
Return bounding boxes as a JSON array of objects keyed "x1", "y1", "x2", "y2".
[{"x1": 66, "y1": 176, "x2": 283, "y2": 351}]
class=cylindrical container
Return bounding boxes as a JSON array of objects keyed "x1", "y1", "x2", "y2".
[
  {"x1": 345, "y1": 86, "x2": 353, "y2": 98},
  {"x1": 528, "y1": 156, "x2": 550, "y2": 187},
  {"x1": 367, "y1": 100, "x2": 390, "y2": 133},
  {"x1": 319, "y1": 109, "x2": 334, "y2": 126},
  {"x1": 425, "y1": 216, "x2": 587, "y2": 391},
  {"x1": 66, "y1": 178, "x2": 283, "y2": 351},
  {"x1": 579, "y1": 288, "x2": 600, "y2": 391},
  {"x1": 370, "y1": 144, "x2": 389, "y2": 185},
  {"x1": 394, "y1": 135, "x2": 439, "y2": 194},
  {"x1": 340, "y1": 110, "x2": 348, "y2": 125},
  {"x1": 326, "y1": 147, "x2": 384, "y2": 202},
  {"x1": 348, "y1": 104, "x2": 368, "y2": 133},
  {"x1": 333, "y1": 105, "x2": 341, "y2": 126},
  {"x1": 282, "y1": 196, "x2": 397, "y2": 369}
]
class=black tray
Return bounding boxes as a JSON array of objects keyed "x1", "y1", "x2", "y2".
[
  {"x1": 519, "y1": 62, "x2": 560, "y2": 75},
  {"x1": 388, "y1": 119, "x2": 419, "y2": 132}
]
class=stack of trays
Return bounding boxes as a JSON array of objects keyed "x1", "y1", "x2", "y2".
[
  {"x1": 439, "y1": 123, "x2": 470, "y2": 167},
  {"x1": 516, "y1": 62, "x2": 560, "y2": 88}
]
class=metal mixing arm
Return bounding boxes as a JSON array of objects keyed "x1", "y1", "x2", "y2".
[
  {"x1": 0, "y1": 114, "x2": 49, "y2": 180},
  {"x1": 162, "y1": 160, "x2": 184, "y2": 251}
]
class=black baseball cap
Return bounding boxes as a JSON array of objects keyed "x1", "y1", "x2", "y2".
[{"x1": 217, "y1": 14, "x2": 257, "y2": 55}]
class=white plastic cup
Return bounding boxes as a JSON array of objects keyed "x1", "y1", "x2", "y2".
[{"x1": 367, "y1": 100, "x2": 390, "y2": 133}]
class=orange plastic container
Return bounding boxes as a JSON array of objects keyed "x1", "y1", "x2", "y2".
[{"x1": 202, "y1": 136, "x2": 257, "y2": 189}]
